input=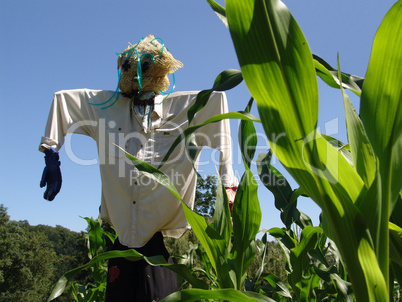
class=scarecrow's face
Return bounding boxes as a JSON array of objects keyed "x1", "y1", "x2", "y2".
[{"x1": 118, "y1": 34, "x2": 183, "y2": 97}]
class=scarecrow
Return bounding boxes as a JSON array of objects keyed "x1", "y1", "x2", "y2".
[{"x1": 39, "y1": 35, "x2": 238, "y2": 301}]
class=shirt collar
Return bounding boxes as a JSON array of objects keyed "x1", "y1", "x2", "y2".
[
  {"x1": 132, "y1": 94, "x2": 165, "y2": 132},
  {"x1": 154, "y1": 94, "x2": 164, "y2": 118}
]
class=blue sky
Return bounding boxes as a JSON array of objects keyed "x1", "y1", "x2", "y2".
[{"x1": 0, "y1": 0, "x2": 395, "y2": 233}]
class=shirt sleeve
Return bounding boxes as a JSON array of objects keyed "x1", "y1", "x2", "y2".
[
  {"x1": 192, "y1": 91, "x2": 239, "y2": 188},
  {"x1": 39, "y1": 89, "x2": 98, "y2": 152}
]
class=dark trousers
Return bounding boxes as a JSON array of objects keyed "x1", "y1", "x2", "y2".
[{"x1": 105, "y1": 232, "x2": 178, "y2": 302}]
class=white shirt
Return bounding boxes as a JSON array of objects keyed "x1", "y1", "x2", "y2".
[{"x1": 39, "y1": 89, "x2": 238, "y2": 247}]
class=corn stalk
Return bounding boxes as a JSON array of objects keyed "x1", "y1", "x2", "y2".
[{"x1": 225, "y1": 0, "x2": 402, "y2": 301}]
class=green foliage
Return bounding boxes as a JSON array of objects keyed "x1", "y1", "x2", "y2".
[
  {"x1": 30, "y1": 224, "x2": 90, "y2": 286},
  {"x1": 245, "y1": 234, "x2": 287, "y2": 296},
  {"x1": 194, "y1": 175, "x2": 217, "y2": 217},
  {"x1": 165, "y1": 220, "x2": 287, "y2": 295},
  {"x1": 0, "y1": 205, "x2": 57, "y2": 302},
  {"x1": 66, "y1": 216, "x2": 116, "y2": 301},
  {"x1": 268, "y1": 225, "x2": 354, "y2": 301},
  {"x1": 0, "y1": 205, "x2": 99, "y2": 302},
  {"x1": 204, "y1": 0, "x2": 401, "y2": 301},
  {"x1": 0, "y1": 204, "x2": 10, "y2": 225}
]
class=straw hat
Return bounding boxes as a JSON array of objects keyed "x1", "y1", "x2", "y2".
[{"x1": 117, "y1": 34, "x2": 183, "y2": 95}]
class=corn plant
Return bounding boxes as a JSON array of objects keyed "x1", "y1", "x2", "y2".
[
  {"x1": 132, "y1": 1, "x2": 402, "y2": 300},
  {"x1": 207, "y1": 0, "x2": 401, "y2": 301},
  {"x1": 162, "y1": 0, "x2": 402, "y2": 300},
  {"x1": 269, "y1": 225, "x2": 353, "y2": 301},
  {"x1": 244, "y1": 232, "x2": 291, "y2": 301},
  {"x1": 60, "y1": 216, "x2": 116, "y2": 301},
  {"x1": 253, "y1": 151, "x2": 353, "y2": 301}
]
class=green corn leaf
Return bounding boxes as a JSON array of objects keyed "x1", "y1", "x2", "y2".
[
  {"x1": 206, "y1": 0, "x2": 228, "y2": 28},
  {"x1": 183, "y1": 132, "x2": 202, "y2": 178},
  {"x1": 390, "y1": 192, "x2": 402, "y2": 227},
  {"x1": 321, "y1": 134, "x2": 353, "y2": 166},
  {"x1": 226, "y1": 0, "x2": 367, "y2": 204},
  {"x1": 310, "y1": 245, "x2": 354, "y2": 301},
  {"x1": 329, "y1": 275, "x2": 354, "y2": 301},
  {"x1": 231, "y1": 165, "x2": 262, "y2": 289},
  {"x1": 205, "y1": 168, "x2": 235, "y2": 288},
  {"x1": 357, "y1": 237, "x2": 390, "y2": 301},
  {"x1": 83, "y1": 217, "x2": 105, "y2": 259},
  {"x1": 262, "y1": 274, "x2": 292, "y2": 298},
  {"x1": 226, "y1": 0, "x2": 388, "y2": 300},
  {"x1": 389, "y1": 193, "x2": 402, "y2": 268},
  {"x1": 103, "y1": 230, "x2": 117, "y2": 245},
  {"x1": 205, "y1": 0, "x2": 363, "y2": 97},
  {"x1": 187, "y1": 69, "x2": 243, "y2": 125},
  {"x1": 389, "y1": 222, "x2": 402, "y2": 267},
  {"x1": 299, "y1": 274, "x2": 321, "y2": 302},
  {"x1": 389, "y1": 193, "x2": 402, "y2": 273},
  {"x1": 359, "y1": 1, "x2": 402, "y2": 281},
  {"x1": 251, "y1": 233, "x2": 269, "y2": 287},
  {"x1": 256, "y1": 151, "x2": 297, "y2": 228},
  {"x1": 295, "y1": 210, "x2": 314, "y2": 230},
  {"x1": 392, "y1": 261, "x2": 402, "y2": 292},
  {"x1": 337, "y1": 55, "x2": 382, "y2": 254},
  {"x1": 212, "y1": 68, "x2": 243, "y2": 91},
  {"x1": 161, "y1": 288, "x2": 275, "y2": 302},
  {"x1": 187, "y1": 89, "x2": 212, "y2": 125},
  {"x1": 337, "y1": 56, "x2": 376, "y2": 189},
  {"x1": 292, "y1": 226, "x2": 323, "y2": 259},
  {"x1": 309, "y1": 251, "x2": 333, "y2": 275},
  {"x1": 360, "y1": 1, "x2": 402, "y2": 209},
  {"x1": 268, "y1": 227, "x2": 296, "y2": 251},
  {"x1": 116, "y1": 144, "x2": 182, "y2": 200},
  {"x1": 239, "y1": 97, "x2": 257, "y2": 168},
  {"x1": 211, "y1": 166, "x2": 233, "y2": 250},
  {"x1": 288, "y1": 226, "x2": 322, "y2": 298},
  {"x1": 158, "y1": 111, "x2": 260, "y2": 169},
  {"x1": 313, "y1": 54, "x2": 364, "y2": 96},
  {"x1": 268, "y1": 227, "x2": 295, "y2": 273}
]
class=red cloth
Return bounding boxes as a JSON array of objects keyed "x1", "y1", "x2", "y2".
[{"x1": 225, "y1": 187, "x2": 237, "y2": 215}]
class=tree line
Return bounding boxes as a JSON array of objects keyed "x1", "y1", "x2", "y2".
[{"x1": 0, "y1": 204, "x2": 89, "y2": 301}]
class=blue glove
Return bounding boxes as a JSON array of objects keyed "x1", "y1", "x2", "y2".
[{"x1": 40, "y1": 148, "x2": 62, "y2": 201}]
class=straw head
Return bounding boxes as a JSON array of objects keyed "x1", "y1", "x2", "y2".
[{"x1": 117, "y1": 34, "x2": 183, "y2": 95}]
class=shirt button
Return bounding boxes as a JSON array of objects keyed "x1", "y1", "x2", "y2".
[{"x1": 132, "y1": 200, "x2": 137, "y2": 205}]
